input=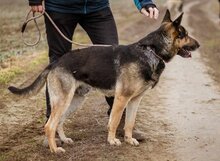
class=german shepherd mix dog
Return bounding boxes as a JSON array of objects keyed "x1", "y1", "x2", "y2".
[{"x1": 9, "y1": 10, "x2": 199, "y2": 153}]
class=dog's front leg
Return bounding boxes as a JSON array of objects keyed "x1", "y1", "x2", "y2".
[
  {"x1": 124, "y1": 94, "x2": 143, "y2": 146},
  {"x1": 107, "y1": 95, "x2": 130, "y2": 146}
]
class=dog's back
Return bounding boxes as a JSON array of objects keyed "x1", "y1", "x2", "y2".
[{"x1": 57, "y1": 44, "x2": 160, "y2": 90}]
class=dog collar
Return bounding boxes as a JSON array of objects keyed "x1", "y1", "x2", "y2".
[{"x1": 146, "y1": 46, "x2": 164, "y2": 62}]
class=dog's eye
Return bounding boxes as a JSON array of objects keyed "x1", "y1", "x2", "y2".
[
  {"x1": 178, "y1": 32, "x2": 185, "y2": 39},
  {"x1": 177, "y1": 27, "x2": 187, "y2": 39},
  {"x1": 178, "y1": 30, "x2": 188, "y2": 39}
]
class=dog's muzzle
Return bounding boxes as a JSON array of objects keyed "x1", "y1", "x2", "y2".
[{"x1": 177, "y1": 41, "x2": 200, "y2": 58}]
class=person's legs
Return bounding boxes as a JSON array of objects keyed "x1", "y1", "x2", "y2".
[
  {"x1": 79, "y1": 7, "x2": 118, "y2": 112},
  {"x1": 44, "y1": 12, "x2": 79, "y2": 120},
  {"x1": 79, "y1": 7, "x2": 118, "y2": 46}
]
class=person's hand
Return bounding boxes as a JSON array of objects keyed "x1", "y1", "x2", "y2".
[
  {"x1": 30, "y1": 5, "x2": 44, "y2": 13},
  {"x1": 141, "y1": 5, "x2": 159, "y2": 19}
]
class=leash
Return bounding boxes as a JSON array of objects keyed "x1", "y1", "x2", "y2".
[
  {"x1": 140, "y1": 45, "x2": 164, "y2": 62},
  {"x1": 147, "y1": 46, "x2": 164, "y2": 62},
  {"x1": 22, "y1": 10, "x2": 112, "y2": 47}
]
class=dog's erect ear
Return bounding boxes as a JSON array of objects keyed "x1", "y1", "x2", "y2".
[
  {"x1": 173, "y1": 12, "x2": 184, "y2": 27},
  {"x1": 162, "y1": 9, "x2": 172, "y2": 23}
]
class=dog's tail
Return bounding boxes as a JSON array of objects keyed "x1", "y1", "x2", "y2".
[{"x1": 8, "y1": 62, "x2": 55, "y2": 97}]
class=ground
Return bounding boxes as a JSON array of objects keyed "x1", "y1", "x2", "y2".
[{"x1": 0, "y1": 0, "x2": 220, "y2": 161}]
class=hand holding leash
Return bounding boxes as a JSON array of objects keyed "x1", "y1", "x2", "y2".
[
  {"x1": 141, "y1": 4, "x2": 159, "y2": 19},
  {"x1": 30, "y1": 5, "x2": 44, "y2": 13}
]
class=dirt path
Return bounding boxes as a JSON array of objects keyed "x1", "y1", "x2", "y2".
[
  {"x1": 159, "y1": 1, "x2": 220, "y2": 160},
  {"x1": 1, "y1": 0, "x2": 220, "y2": 161}
]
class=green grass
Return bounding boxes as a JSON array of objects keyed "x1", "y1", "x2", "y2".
[
  {"x1": 0, "y1": 67, "x2": 24, "y2": 84},
  {"x1": 0, "y1": 154, "x2": 7, "y2": 161},
  {"x1": 0, "y1": 52, "x2": 48, "y2": 85},
  {"x1": 29, "y1": 52, "x2": 48, "y2": 69}
]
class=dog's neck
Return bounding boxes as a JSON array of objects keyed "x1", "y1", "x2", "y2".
[
  {"x1": 136, "y1": 44, "x2": 165, "y2": 63},
  {"x1": 137, "y1": 29, "x2": 174, "y2": 63},
  {"x1": 145, "y1": 46, "x2": 164, "y2": 62}
]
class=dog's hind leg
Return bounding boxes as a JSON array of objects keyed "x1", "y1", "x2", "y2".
[
  {"x1": 57, "y1": 94, "x2": 86, "y2": 144},
  {"x1": 124, "y1": 94, "x2": 144, "y2": 146},
  {"x1": 44, "y1": 70, "x2": 76, "y2": 153},
  {"x1": 45, "y1": 94, "x2": 75, "y2": 153}
]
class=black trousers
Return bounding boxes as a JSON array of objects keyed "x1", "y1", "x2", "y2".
[{"x1": 44, "y1": 7, "x2": 118, "y2": 118}]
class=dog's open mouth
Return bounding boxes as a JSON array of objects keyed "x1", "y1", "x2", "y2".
[{"x1": 177, "y1": 47, "x2": 192, "y2": 58}]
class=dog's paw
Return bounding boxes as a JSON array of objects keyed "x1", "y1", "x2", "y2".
[
  {"x1": 108, "y1": 138, "x2": 121, "y2": 146},
  {"x1": 124, "y1": 137, "x2": 139, "y2": 146},
  {"x1": 55, "y1": 147, "x2": 66, "y2": 153},
  {"x1": 62, "y1": 138, "x2": 73, "y2": 144}
]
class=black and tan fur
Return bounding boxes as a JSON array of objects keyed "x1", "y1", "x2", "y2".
[{"x1": 8, "y1": 10, "x2": 199, "y2": 153}]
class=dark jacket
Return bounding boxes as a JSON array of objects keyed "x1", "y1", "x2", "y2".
[{"x1": 29, "y1": 0, "x2": 155, "y2": 14}]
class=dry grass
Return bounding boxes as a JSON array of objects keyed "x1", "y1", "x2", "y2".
[{"x1": 0, "y1": 51, "x2": 47, "y2": 84}]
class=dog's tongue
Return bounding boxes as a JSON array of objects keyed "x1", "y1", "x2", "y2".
[{"x1": 177, "y1": 49, "x2": 192, "y2": 58}]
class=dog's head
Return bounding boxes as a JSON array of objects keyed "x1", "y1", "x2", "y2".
[
  {"x1": 138, "y1": 9, "x2": 200, "y2": 62},
  {"x1": 161, "y1": 9, "x2": 200, "y2": 61}
]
